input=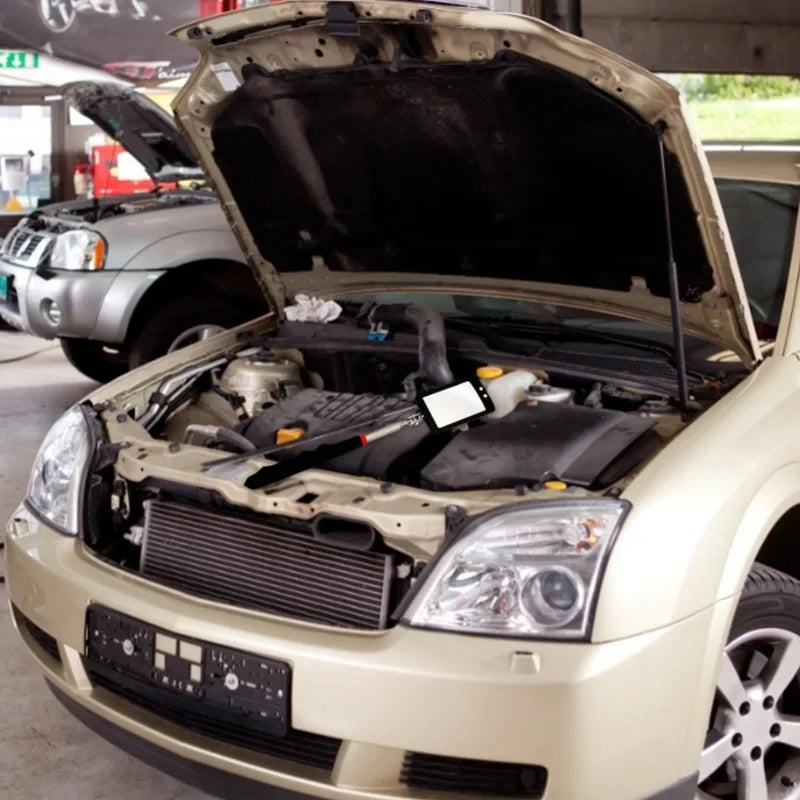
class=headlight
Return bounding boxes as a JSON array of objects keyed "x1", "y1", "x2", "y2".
[
  {"x1": 26, "y1": 407, "x2": 91, "y2": 535},
  {"x1": 402, "y1": 499, "x2": 629, "y2": 640},
  {"x1": 50, "y1": 230, "x2": 106, "y2": 270}
]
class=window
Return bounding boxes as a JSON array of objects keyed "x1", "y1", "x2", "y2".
[{"x1": 715, "y1": 179, "x2": 800, "y2": 328}]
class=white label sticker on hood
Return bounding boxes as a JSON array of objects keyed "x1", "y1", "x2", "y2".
[{"x1": 211, "y1": 62, "x2": 241, "y2": 92}]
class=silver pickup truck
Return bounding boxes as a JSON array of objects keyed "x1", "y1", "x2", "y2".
[{"x1": 0, "y1": 82, "x2": 266, "y2": 382}]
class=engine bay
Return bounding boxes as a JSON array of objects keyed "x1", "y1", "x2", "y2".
[
  {"x1": 141, "y1": 303, "x2": 714, "y2": 494},
  {"x1": 79, "y1": 302, "x2": 745, "y2": 623},
  {"x1": 26, "y1": 188, "x2": 214, "y2": 230}
]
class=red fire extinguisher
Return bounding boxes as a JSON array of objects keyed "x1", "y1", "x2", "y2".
[{"x1": 73, "y1": 162, "x2": 91, "y2": 198}]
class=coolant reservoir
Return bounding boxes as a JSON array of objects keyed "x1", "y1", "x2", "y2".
[{"x1": 478, "y1": 367, "x2": 539, "y2": 419}]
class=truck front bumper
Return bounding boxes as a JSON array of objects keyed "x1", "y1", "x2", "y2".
[{"x1": 0, "y1": 258, "x2": 119, "y2": 340}]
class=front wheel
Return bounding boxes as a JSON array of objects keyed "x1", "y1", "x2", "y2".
[
  {"x1": 59, "y1": 338, "x2": 129, "y2": 383},
  {"x1": 128, "y1": 296, "x2": 252, "y2": 370},
  {"x1": 698, "y1": 565, "x2": 800, "y2": 799}
]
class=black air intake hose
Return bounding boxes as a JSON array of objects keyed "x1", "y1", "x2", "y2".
[{"x1": 372, "y1": 304, "x2": 454, "y2": 388}]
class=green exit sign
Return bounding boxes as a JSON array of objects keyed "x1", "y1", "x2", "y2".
[{"x1": 1, "y1": 52, "x2": 40, "y2": 69}]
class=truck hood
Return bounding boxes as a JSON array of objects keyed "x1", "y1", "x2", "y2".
[
  {"x1": 61, "y1": 81, "x2": 203, "y2": 182},
  {"x1": 172, "y1": 1, "x2": 760, "y2": 365}
]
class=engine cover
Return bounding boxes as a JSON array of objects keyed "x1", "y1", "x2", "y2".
[
  {"x1": 242, "y1": 389, "x2": 432, "y2": 481},
  {"x1": 421, "y1": 403, "x2": 659, "y2": 491},
  {"x1": 243, "y1": 389, "x2": 415, "y2": 446}
]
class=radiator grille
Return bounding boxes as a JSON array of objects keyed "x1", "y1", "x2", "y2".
[
  {"x1": 86, "y1": 660, "x2": 341, "y2": 771},
  {"x1": 5, "y1": 230, "x2": 49, "y2": 266},
  {"x1": 16, "y1": 607, "x2": 61, "y2": 663},
  {"x1": 141, "y1": 500, "x2": 394, "y2": 629},
  {"x1": 401, "y1": 752, "x2": 547, "y2": 797}
]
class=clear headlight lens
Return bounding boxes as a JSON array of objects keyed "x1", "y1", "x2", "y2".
[
  {"x1": 26, "y1": 407, "x2": 91, "y2": 535},
  {"x1": 402, "y1": 499, "x2": 629, "y2": 640},
  {"x1": 50, "y1": 230, "x2": 106, "y2": 270}
]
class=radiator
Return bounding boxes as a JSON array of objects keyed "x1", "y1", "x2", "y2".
[{"x1": 140, "y1": 499, "x2": 394, "y2": 629}]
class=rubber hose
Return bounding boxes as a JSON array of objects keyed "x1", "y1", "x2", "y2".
[
  {"x1": 184, "y1": 424, "x2": 256, "y2": 453},
  {"x1": 372, "y1": 303, "x2": 454, "y2": 388}
]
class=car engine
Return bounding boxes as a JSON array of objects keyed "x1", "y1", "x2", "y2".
[{"x1": 155, "y1": 304, "x2": 675, "y2": 493}]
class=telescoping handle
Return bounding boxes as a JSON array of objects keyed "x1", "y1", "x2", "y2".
[{"x1": 243, "y1": 413, "x2": 425, "y2": 490}]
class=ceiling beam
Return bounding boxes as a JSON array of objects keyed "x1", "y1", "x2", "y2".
[
  {"x1": 537, "y1": 0, "x2": 800, "y2": 74},
  {"x1": 584, "y1": 19, "x2": 800, "y2": 74}
]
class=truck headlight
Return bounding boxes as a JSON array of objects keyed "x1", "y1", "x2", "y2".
[
  {"x1": 26, "y1": 407, "x2": 91, "y2": 535},
  {"x1": 50, "y1": 230, "x2": 106, "y2": 270},
  {"x1": 402, "y1": 499, "x2": 629, "y2": 640}
]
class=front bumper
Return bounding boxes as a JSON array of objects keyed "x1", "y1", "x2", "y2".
[
  {"x1": 0, "y1": 258, "x2": 118, "y2": 340},
  {"x1": 6, "y1": 506, "x2": 722, "y2": 800}
]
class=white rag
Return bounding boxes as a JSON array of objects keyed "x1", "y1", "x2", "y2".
[{"x1": 284, "y1": 293, "x2": 343, "y2": 323}]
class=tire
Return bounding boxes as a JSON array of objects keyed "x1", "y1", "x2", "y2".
[
  {"x1": 698, "y1": 564, "x2": 800, "y2": 799},
  {"x1": 128, "y1": 296, "x2": 250, "y2": 369},
  {"x1": 60, "y1": 338, "x2": 130, "y2": 383}
]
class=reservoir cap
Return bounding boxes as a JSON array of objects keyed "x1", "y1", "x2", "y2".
[{"x1": 476, "y1": 365, "x2": 504, "y2": 380}]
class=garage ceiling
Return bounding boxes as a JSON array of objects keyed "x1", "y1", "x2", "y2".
[{"x1": 528, "y1": 0, "x2": 800, "y2": 74}]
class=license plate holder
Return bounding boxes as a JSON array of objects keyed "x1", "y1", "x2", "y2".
[{"x1": 86, "y1": 605, "x2": 290, "y2": 736}]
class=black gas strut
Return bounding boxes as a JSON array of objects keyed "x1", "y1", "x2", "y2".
[{"x1": 655, "y1": 121, "x2": 690, "y2": 414}]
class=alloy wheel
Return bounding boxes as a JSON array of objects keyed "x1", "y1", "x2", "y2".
[
  {"x1": 166, "y1": 323, "x2": 226, "y2": 353},
  {"x1": 698, "y1": 628, "x2": 800, "y2": 799}
]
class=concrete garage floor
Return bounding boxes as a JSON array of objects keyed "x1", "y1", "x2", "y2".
[{"x1": 0, "y1": 331, "x2": 212, "y2": 800}]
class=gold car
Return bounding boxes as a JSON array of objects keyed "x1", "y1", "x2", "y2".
[{"x1": 7, "y1": 3, "x2": 800, "y2": 800}]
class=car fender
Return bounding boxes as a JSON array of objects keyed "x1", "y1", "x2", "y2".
[
  {"x1": 90, "y1": 231, "x2": 248, "y2": 343},
  {"x1": 116, "y1": 229, "x2": 246, "y2": 274},
  {"x1": 593, "y1": 355, "x2": 800, "y2": 644},
  {"x1": 586, "y1": 357, "x2": 800, "y2": 774},
  {"x1": 718, "y1": 462, "x2": 800, "y2": 597},
  {"x1": 89, "y1": 269, "x2": 166, "y2": 343}
]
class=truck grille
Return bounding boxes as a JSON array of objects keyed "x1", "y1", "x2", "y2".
[
  {"x1": 140, "y1": 500, "x2": 394, "y2": 629},
  {"x1": 401, "y1": 752, "x2": 547, "y2": 797},
  {"x1": 4, "y1": 229, "x2": 50, "y2": 266}
]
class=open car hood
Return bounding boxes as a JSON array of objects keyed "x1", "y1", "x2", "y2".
[
  {"x1": 62, "y1": 81, "x2": 203, "y2": 182},
  {"x1": 172, "y1": 1, "x2": 760, "y2": 365}
]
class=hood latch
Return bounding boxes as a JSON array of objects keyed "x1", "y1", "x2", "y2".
[{"x1": 326, "y1": 2, "x2": 360, "y2": 37}]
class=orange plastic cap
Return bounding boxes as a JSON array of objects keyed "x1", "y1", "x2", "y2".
[{"x1": 275, "y1": 427, "x2": 305, "y2": 445}]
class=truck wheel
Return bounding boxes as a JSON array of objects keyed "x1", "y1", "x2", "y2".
[
  {"x1": 128, "y1": 296, "x2": 250, "y2": 369},
  {"x1": 59, "y1": 338, "x2": 130, "y2": 383},
  {"x1": 697, "y1": 565, "x2": 800, "y2": 799}
]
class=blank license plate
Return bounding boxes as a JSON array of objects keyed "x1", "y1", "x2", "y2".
[
  {"x1": 0, "y1": 275, "x2": 8, "y2": 301},
  {"x1": 86, "y1": 605, "x2": 290, "y2": 735}
]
